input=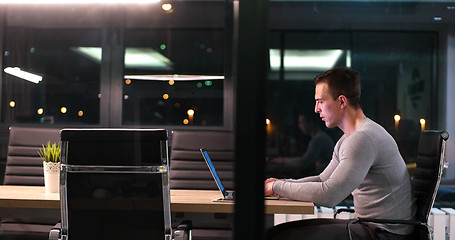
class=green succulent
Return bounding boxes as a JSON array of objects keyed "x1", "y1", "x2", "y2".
[{"x1": 38, "y1": 141, "x2": 61, "y2": 163}]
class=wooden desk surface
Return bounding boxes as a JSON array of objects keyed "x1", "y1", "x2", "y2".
[
  {"x1": 0, "y1": 185, "x2": 60, "y2": 209},
  {"x1": 171, "y1": 189, "x2": 314, "y2": 214},
  {"x1": 0, "y1": 186, "x2": 314, "y2": 215}
]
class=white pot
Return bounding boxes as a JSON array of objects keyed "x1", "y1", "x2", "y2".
[{"x1": 43, "y1": 161, "x2": 60, "y2": 193}]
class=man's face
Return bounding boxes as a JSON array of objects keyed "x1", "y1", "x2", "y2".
[{"x1": 314, "y1": 82, "x2": 342, "y2": 128}]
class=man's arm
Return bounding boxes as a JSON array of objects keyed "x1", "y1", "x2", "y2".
[{"x1": 272, "y1": 132, "x2": 376, "y2": 207}]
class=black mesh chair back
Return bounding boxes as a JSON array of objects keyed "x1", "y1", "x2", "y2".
[
  {"x1": 2, "y1": 126, "x2": 61, "y2": 240},
  {"x1": 59, "y1": 128, "x2": 171, "y2": 240},
  {"x1": 411, "y1": 130, "x2": 449, "y2": 239},
  {"x1": 346, "y1": 130, "x2": 449, "y2": 240}
]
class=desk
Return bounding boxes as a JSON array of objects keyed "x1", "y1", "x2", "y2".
[
  {"x1": 0, "y1": 185, "x2": 60, "y2": 218},
  {"x1": 171, "y1": 189, "x2": 314, "y2": 214},
  {"x1": 0, "y1": 186, "x2": 314, "y2": 217}
]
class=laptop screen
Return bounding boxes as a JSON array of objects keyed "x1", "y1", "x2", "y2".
[{"x1": 200, "y1": 148, "x2": 225, "y2": 194}]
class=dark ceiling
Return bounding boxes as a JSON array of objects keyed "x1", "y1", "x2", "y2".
[{"x1": 2, "y1": 1, "x2": 455, "y2": 30}]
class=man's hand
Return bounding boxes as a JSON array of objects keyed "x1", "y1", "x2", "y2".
[{"x1": 264, "y1": 178, "x2": 278, "y2": 196}]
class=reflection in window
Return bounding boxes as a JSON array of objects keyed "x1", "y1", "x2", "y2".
[
  {"x1": 122, "y1": 74, "x2": 224, "y2": 126},
  {"x1": 266, "y1": 31, "x2": 437, "y2": 169},
  {"x1": 123, "y1": 30, "x2": 225, "y2": 126},
  {"x1": 270, "y1": 49, "x2": 344, "y2": 72},
  {"x1": 72, "y1": 47, "x2": 174, "y2": 71},
  {"x1": 2, "y1": 29, "x2": 102, "y2": 124}
]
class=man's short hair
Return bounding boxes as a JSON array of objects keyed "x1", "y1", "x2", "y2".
[{"x1": 314, "y1": 67, "x2": 361, "y2": 108}]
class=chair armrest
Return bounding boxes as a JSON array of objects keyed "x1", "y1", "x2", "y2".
[
  {"x1": 49, "y1": 223, "x2": 61, "y2": 240},
  {"x1": 334, "y1": 208, "x2": 355, "y2": 219},
  {"x1": 354, "y1": 218, "x2": 426, "y2": 226},
  {"x1": 173, "y1": 220, "x2": 192, "y2": 240}
]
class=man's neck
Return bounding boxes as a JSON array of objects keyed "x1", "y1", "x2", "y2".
[{"x1": 339, "y1": 108, "x2": 366, "y2": 136}]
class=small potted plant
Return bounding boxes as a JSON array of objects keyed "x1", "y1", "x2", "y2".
[{"x1": 38, "y1": 141, "x2": 61, "y2": 193}]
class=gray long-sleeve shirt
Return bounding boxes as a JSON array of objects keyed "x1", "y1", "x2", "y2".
[{"x1": 273, "y1": 118, "x2": 415, "y2": 235}]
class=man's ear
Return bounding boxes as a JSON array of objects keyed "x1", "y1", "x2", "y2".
[{"x1": 339, "y1": 95, "x2": 348, "y2": 109}]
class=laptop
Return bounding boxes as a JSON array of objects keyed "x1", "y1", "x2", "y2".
[
  {"x1": 200, "y1": 148, "x2": 279, "y2": 201},
  {"x1": 200, "y1": 148, "x2": 235, "y2": 201}
]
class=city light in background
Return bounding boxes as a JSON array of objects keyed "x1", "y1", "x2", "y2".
[
  {"x1": 394, "y1": 114, "x2": 401, "y2": 135},
  {"x1": 13, "y1": 105, "x2": 89, "y2": 118},
  {"x1": 266, "y1": 118, "x2": 274, "y2": 140},
  {"x1": 187, "y1": 109, "x2": 194, "y2": 125},
  {"x1": 161, "y1": 3, "x2": 172, "y2": 12},
  {"x1": 420, "y1": 118, "x2": 426, "y2": 132},
  {"x1": 393, "y1": 114, "x2": 428, "y2": 134}
]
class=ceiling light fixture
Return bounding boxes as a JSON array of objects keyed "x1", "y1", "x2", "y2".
[
  {"x1": 4, "y1": 67, "x2": 43, "y2": 84},
  {"x1": 71, "y1": 47, "x2": 173, "y2": 70},
  {"x1": 270, "y1": 49, "x2": 344, "y2": 71},
  {"x1": 124, "y1": 74, "x2": 224, "y2": 81}
]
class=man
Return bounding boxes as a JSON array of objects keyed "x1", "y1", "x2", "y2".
[
  {"x1": 269, "y1": 113, "x2": 334, "y2": 177},
  {"x1": 264, "y1": 67, "x2": 415, "y2": 240}
]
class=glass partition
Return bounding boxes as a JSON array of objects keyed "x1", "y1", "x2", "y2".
[
  {"x1": 266, "y1": 30, "x2": 437, "y2": 173},
  {"x1": 265, "y1": 1, "x2": 450, "y2": 180},
  {"x1": 0, "y1": 1, "x2": 454, "y2": 239},
  {"x1": 264, "y1": 1, "x2": 455, "y2": 236}
]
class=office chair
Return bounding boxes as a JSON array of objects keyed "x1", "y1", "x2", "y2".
[
  {"x1": 49, "y1": 128, "x2": 191, "y2": 240},
  {"x1": 169, "y1": 130, "x2": 234, "y2": 190},
  {"x1": 266, "y1": 130, "x2": 449, "y2": 240},
  {"x1": 344, "y1": 130, "x2": 449, "y2": 240},
  {"x1": 169, "y1": 130, "x2": 234, "y2": 240},
  {"x1": 2, "y1": 126, "x2": 61, "y2": 240}
]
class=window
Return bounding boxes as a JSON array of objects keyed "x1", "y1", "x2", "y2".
[
  {"x1": 1, "y1": 2, "x2": 228, "y2": 127},
  {"x1": 123, "y1": 29, "x2": 225, "y2": 126},
  {"x1": 2, "y1": 27, "x2": 102, "y2": 124}
]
